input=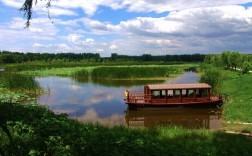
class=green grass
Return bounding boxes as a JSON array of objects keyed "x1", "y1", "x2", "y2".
[
  {"x1": 18, "y1": 64, "x2": 192, "y2": 80},
  {"x1": 0, "y1": 74, "x2": 41, "y2": 104},
  {"x1": 0, "y1": 73, "x2": 41, "y2": 92},
  {"x1": 1, "y1": 102, "x2": 252, "y2": 156},
  {"x1": 20, "y1": 67, "x2": 86, "y2": 76},
  {"x1": 220, "y1": 71, "x2": 252, "y2": 132}
]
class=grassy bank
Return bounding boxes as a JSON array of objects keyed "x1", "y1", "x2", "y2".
[
  {"x1": 3, "y1": 61, "x2": 188, "y2": 72},
  {"x1": 1, "y1": 102, "x2": 252, "y2": 156},
  {"x1": 0, "y1": 73, "x2": 42, "y2": 103},
  {"x1": 220, "y1": 71, "x2": 252, "y2": 132},
  {"x1": 91, "y1": 66, "x2": 182, "y2": 79},
  {"x1": 19, "y1": 64, "x2": 192, "y2": 80}
]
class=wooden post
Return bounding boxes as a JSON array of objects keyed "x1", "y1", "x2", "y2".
[
  {"x1": 165, "y1": 90, "x2": 168, "y2": 103},
  {"x1": 180, "y1": 89, "x2": 182, "y2": 103},
  {"x1": 208, "y1": 88, "x2": 211, "y2": 100},
  {"x1": 194, "y1": 89, "x2": 196, "y2": 102}
]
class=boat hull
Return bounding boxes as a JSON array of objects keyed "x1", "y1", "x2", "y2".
[{"x1": 126, "y1": 99, "x2": 223, "y2": 109}]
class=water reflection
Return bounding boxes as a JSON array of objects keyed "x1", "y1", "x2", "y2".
[
  {"x1": 168, "y1": 71, "x2": 199, "y2": 84},
  {"x1": 91, "y1": 79, "x2": 165, "y2": 87},
  {"x1": 125, "y1": 108, "x2": 222, "y2": 129},
  {"x1": 73, "y1": 108, "x2": 125, "y2": 126},
  {"x1": 36, "y1": 72, "x2": 222, "y2": 129},
  {"x1": 73, "y1": 77, "x2": 165, "y2": 87}
]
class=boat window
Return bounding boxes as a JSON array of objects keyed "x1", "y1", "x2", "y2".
[
  {"x1": 196, "y1": 89, "x2": 200, "y2": 97},
  {"x1": 174, "y1": 90, "x2": 180, "y2": 98},
  {"x1": 152, "y1": 90, "x2": 160, "y2": 98},
  {"x1": 188, "y1": 90, "x2": 194, "y2": 97},
  {"x1": 167, "y1": 90, "x2": 173, "y2": 96},
  {"x1": 167, "y1": 90, "x2": 173, "y2": 98},
  {"x1": 161, "y1": 90, "x2": 166, "y2": 98},
  {"x1": 202, "y1": 89, "x2": 208, "y2": 97},
  {"x1": 182, "y1": 90, "x2": 186, "y2": 96}
]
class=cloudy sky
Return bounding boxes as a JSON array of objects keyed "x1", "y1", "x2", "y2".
[{"x1": 1, "y1": 0, "x2": 252, "y2": 56}]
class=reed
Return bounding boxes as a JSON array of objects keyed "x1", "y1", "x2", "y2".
[
  {"x1": 0, "y1": 73, "x2": 41, "y2": 92},
  {"x1": 91, "y1": 66, "x2": 182, "y2": 79}
]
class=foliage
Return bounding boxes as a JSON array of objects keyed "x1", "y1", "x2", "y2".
[
  {"x1": 20, "y1": 0, "x2": 52, "y2": 27},
  {"x1": 221, "y1": 71, "x2": 252, "y2": 123},
  {"x1": 21, "y1": 67, "x2": 86, "y2": 76},
  {"x1": 0, "y1": 51, "x2": 205, "y2": 64},
  {"x1": 91, "y1": 66, "x2": 182, "y2": 79},
  {"x1": 200, "y1": 67, "x2": 225, "y2": 94},
  {"x1": 0, "y1": 73, "x2": 41, "y2": 92},
  {"x1": 0, "y1": 73, "x2": 41, "y2": 104},
  {"x1": 242, "y1": 61, "x2": 251, "y2": 74},
  {"x1": 1, "y1": 102, "x2": 252, "y2": 156},
  {"x1": 204, "y1": 51, "x2": 252, "y2": 73}
]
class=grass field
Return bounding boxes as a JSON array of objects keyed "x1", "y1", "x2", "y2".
[{"x1": 221, "y1": 71, "x2": 252, "y2": 132}]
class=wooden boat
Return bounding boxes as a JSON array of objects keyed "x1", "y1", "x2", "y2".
[{"x1": 124, "y1": 83, "x2": 223, "y2": 108}]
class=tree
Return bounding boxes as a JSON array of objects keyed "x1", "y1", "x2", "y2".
[
  {"x1": 20, "y1": 0, "x2": 52, "y2": 27},
  {"x1": 242, "y1": 61, "x2": 251, "y2": 74},
  {"x1": 221, "y1": 51, "x2": 231, "y2": 68},
  {"x1": 228, "y1": 52, "x2": 241, "y2": 70},
  {"x1": 200, "y1": 68, "x2": 225, "y2": 94}
]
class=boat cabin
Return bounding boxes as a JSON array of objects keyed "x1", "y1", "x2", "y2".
[{"x1": 125, "y1": 83, "x2": 222, "y2": 107}]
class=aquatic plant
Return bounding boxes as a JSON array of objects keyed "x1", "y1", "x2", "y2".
[
  {"x1": 91, "y1": 66, "x2": 182, "y2": 79},
  {"x1": 0, "y1": 74, "x2": 41, "y2": 92}
]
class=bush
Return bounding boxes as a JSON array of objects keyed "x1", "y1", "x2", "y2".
[{"x1": 200, "y1": 68, "x2": 225, "y2": 94}]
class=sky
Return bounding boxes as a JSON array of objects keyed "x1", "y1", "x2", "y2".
[{"x1": 0, "y1": 0, "x2": 252, "y2": 56}]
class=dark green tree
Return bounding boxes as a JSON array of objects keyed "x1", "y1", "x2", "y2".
[{"x1": 200, "y1": 68, "x2": 225, "y2": 94}]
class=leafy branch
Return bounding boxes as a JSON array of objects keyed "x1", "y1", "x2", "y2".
[{"x1": 20, "y1": 0, "x2": 53, "y2": 28}]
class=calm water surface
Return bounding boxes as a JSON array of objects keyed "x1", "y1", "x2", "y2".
[{"x1": 36, "y1": 71, "x2": 222, "y2": 129}]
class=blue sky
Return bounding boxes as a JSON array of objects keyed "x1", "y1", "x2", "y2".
[{"x1": 0, "y1": 0, "x2": 252, "y2": 56}]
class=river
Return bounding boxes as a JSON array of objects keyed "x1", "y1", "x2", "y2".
[{"x1": 36, "y1": 71, "x2": 222, "y2": 129}]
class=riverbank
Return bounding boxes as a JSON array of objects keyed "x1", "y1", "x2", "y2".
[
  {"x1": 18, "y1": 65, "x2": 192, "y2": 81},
  {"x1": 221, "y1": 71, "x2": 252, "y2": 133}
]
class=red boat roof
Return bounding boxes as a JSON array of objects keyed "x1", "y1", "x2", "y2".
[{"x1": 146, "y1": 83, "x2": 211, "y2": 90}]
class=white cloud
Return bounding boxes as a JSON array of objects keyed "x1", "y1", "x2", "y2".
[
  {"x1": 109, "y1": 44, "x2": 117, "y2": 49},
  {"x1": 0, "y1": 0, "x2": 23, "y2": 8},
  {"x1": 122, "y1": 0, "x2": 252, "y2": 13},
  {"x1": 1, "y1": 1, "x2": 252, "y2": 55},
  {"x1": 96, "y1": 48, "x2": 104, "y2": 52},
  {"x1": 85, "y1": 38, "x2": 94, "y2": 43},
  {"x1": 2, "y1": 0, "x2": 252, "y2": 16},
  {"x1": 33, "y1": 43, "x2": 43, "y2": 47},
  {"x1": 67, "y1": 34, "x2": 82, "y2": 43},
  {"x1": 40, "y1": 7, "x2": 78, "y2": 16}
]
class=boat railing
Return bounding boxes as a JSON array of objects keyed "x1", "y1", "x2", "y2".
[
  {"x1": 126, "y1": 91, "x2": 151, "y2": 103},
  {"x1": 125, "y1": 91, "x2": 224, "y2": 104}
]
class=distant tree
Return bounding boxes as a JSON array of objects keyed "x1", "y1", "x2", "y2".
[
  {"x1": 141, "y1": 54, "x2": 152, "y2": 61},
  {"x1": 228, "y1": 52, "x2": 241, "y2": 70},
  {"x1": 221, "y1": 51, "x2": 231, "y2": 68}
]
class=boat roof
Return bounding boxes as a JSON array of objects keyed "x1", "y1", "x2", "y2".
[{"x1": 146, "y1": 83, "x2": 211, "y2": 90}]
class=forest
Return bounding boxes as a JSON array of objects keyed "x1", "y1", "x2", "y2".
[{"x1": 0, "y1": 51, "x2": 205, "y2": 63}]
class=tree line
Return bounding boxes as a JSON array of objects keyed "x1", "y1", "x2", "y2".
[
  {"x1": 0, "y1": 51, "x2": 205, "y2": 64},
  {"x1": 204, "y1": 51, "x2": 252, "y2": 73}
]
